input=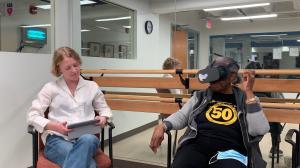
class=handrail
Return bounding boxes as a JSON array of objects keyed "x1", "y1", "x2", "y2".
[
  {"x1": 105, "y1": 94, "x2": 189, "y2": 103},
  {"x1": 105, "y1": 94, "x2": 300, "y2": 110},
  {"x1": 261, "y1": 103, "x2": 300, "y2": 109},
  {"x1": 81, "y1": 69, "x2": 300, "y2": 75},
  {"x1": 104, "y1": 91, "x2": 190, "y2": 98}
]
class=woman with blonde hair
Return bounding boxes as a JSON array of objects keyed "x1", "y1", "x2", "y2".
[{"x1": 27, "y1": 47, "x2": 112, "y2": 168}]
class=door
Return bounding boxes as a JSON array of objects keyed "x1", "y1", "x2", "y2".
[{"x1": 172, "y1": 29, "x2": 188, "y2": 69}]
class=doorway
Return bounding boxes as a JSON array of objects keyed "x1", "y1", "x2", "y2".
[{"x1": 171, "y1": 25, "x2": 199, "y2": 70}]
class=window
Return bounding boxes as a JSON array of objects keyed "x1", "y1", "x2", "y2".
[
  {"x1": 81, "y1": 0, "x2": 135, "y2": 59},
  {"x1": 0, "y1": 0, "x2": 51, "y2": 53}
]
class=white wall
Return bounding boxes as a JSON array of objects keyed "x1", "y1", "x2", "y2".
[
  {"x1": 0, "y1": 52, "x2": 53, "y2": 167},
  {"x1": 81, "y1": 0, "x2": 162, "y2": 138}
]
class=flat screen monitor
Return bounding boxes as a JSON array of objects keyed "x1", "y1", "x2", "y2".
[{"x1": 21, "y1": 27, "x2": 47, "y2": 48}]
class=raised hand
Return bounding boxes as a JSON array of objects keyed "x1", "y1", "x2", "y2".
[{"x1": 241, "y1": 70, "x2": 256, "y2": 102}]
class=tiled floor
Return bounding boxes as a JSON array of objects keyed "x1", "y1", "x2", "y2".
[{"x1": 106, "y1": 123, "x2": 299, "y2": 168}]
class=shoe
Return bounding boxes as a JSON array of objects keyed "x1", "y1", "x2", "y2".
[{"x1": 269, "y1": 147, "x2": 283, "y2": 158}]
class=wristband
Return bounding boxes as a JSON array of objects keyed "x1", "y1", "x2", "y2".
[
  {"x1": 246, "y1": 97, "x2": 258, "y2": 104},
  {"x1": 163, "y1": 121, "x2": 172, "y2": 132}
]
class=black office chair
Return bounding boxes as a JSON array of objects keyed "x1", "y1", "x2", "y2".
[
  {"x1": 27, "y1": 109, "x2": 115, "y2": 168},
  {"x1": 156, "y1": 88, "x2": 183, "y2": 168}
]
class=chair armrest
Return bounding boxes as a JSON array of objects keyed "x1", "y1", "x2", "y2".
[
  {"x1": 99, "y1": 121, "x2": 115, "y2": 167},
  {"x1": 285, "y1": 129, "x2": 298, "y2": 146},
  {"x1": 27, "y1": 125, "x2": 38, "y2": 168},
  {"x1": 249, "y1": 135, "x2": 263, "y2": 144},
  {"x1": 107, "y1": 122, "x2": 115, "y2": 129},
  {"x1": 27, "y1": 125, "x2": 37, "y2": 135},
  {"x1": 107, "y1": 122, "x2": 114, "y2": 168},
  {"x1": 165, "y1": 131, "x2": 172, "y2": 168}
]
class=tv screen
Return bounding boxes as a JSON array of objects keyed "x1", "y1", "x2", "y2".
[{"x1": 21, "y1": 27, "x2": 47, "y2": 48}]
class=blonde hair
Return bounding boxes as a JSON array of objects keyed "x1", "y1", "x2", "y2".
[
  {"x1": 51, "y1": 47, "x2": 82, "y2": 77},
  {"x1": 162, "y1": 57, "x2": 181, "y2": 70}
]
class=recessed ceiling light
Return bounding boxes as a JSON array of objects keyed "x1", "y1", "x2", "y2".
[
  {"x1": 221, "y1": 14, "x2": 277, "y2": 21},
  {"x1": 298, "y1": 40, "x2": 300, "y2": 42},
  {"x1": 123, "y1": 26, "x2": 131, "y2": 29},
  {"x1": 36, "y1": 5, "x2": 51, "y2": 10},
  {"x1": 251, "y1": 34, "x2": 287, "y2": 37},
  {"x1": 96, "y1": 16, "x2": 131, "y2": 22},
  {"x1": 204, "y1": 3, "x2": 270, "y2": 11},
  {"x1": 96, "y1": 26, "x2": 111, "y2": 30},
  {"x1": 36, "y1": 1, "x2": 96, "y2": 10},
  {"x1": 80, "y1": 0, "x2": 97, "y2": 5},
  {"x1": 81, "y1": 29, "x2": 91, "y2": 32},
  {"x1": 20, "y1": 24, "x2": 51, "y2": 28}
]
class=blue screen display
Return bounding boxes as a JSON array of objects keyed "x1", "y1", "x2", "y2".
[{"x1": 26, "y1": 29, "x2": 46, "y2": 40}]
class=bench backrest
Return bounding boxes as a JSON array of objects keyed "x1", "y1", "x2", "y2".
[{"x1": 82, "y1": 69, "x2": 300, "y2": 124}]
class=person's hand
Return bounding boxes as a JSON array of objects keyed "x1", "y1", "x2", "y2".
[
  {"x1": 242, "y1": 70, "x2": 255, "y2": 92},
  {"x1": 149, "y1": 124, "x2": 165, "y2": 153},
  {"x1": 241, "y1": 70, "x2": 256, "y2": 101},
  {"x1": 95, "y1": 116, "x2": 107, "y2": 127},
  {"x1": 45, "y1": 121, "x2": 71, "y2": 135}
]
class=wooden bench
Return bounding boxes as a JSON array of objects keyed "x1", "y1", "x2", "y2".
[{"x1": 82, "y1": 69, "x2": 300, "y2": 168}]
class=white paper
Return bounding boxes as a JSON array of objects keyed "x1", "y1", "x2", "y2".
[
  {"x1": 289, "y1": 47, "x2": 299, "y2": 57},
  {"x1": 273, "y1": 47, "x2": 282, "y2": 59}
]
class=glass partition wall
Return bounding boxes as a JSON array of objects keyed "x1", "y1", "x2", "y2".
[
  {"x1": 210, "y1": 32, "x2": 300, "y2": 77},
  {"x1": 81, "y1": 0, "x2": 135, "y2": 59}
]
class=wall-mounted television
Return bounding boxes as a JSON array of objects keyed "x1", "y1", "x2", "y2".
[{"x1": 20, "y1": 27, "x2": 47, "y2": 48}]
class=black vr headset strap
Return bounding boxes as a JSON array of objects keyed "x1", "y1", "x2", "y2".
[
  {"x1": 176, "y1": 69, "x2": 189, "y2": 89},
  {"x1": 216, "y1": 66, "x2": 229, "y2": 81}
]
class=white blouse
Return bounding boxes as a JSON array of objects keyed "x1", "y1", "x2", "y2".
[
  {"x1": 163, "y1": 74, "x2": 183, "y2": 94},
  {"x1": 27, "y1": 76, "x2": 112, "y2": 143}
]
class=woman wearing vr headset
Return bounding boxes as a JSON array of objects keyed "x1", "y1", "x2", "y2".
[{"x1": 150, "y1": 56, "x2": 269, "y2": 168}]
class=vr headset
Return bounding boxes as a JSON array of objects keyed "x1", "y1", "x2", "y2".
[{"x1": 197, "y1": 62, "x2": 239, "y2": 83}]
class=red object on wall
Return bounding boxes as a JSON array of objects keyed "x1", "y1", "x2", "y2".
[
  {"x1": 6, "y1": 2, "x2": 13, "y2": 16},
  {"x1": 206, "y1": 19, "x2": 212, "y2": 29},
  {"x1": 29, "y1": 5, "x2": 37, "y2": 14}
]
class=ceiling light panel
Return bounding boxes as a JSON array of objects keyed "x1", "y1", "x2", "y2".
[
  {"x1": 36, "y1": 5, "x2": 51, "y2": 9},
  {"x1": 96, "y1": 26, "x2": 111, "y2": 30},
  {"x1": 20, "y1": 24, "x2": 51, "y2": 28},
  {"x1": 95, "y1": 16, "x2": 131, "y2": 22},
  {"x1": 36, "y1": 1, "x2": 96, "y2": 10},
  {"x1": 204, "y1": 3, "x2": 270, "y2": 11},
  {"x1": 80, "y1": 0, "x2": 97, "y2": 5},
  {"x1": 221, "y1": 14, "x2": 277, "y2": 21},
  {"x1": 81, "y1": 29, "x2": 91, "y2": 32}
]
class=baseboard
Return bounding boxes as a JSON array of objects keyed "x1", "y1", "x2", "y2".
[{"x1": 103, "y1": 120, "x2": 157, "y2": 146}]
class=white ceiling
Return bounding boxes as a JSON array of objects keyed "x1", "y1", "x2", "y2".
[
  {"x1": 150, "y1": 0, "x2": 300, "y2": 21},
  {"x1": 204, "y1": 0, "x2": 300, "y2": 20}
]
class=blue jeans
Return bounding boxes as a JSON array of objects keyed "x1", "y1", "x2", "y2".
[{"x1": 44, "y1": 134, "x2": 100, "y2": 168}]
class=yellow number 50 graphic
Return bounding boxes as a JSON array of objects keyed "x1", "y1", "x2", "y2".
[{"x1": 206, "y1": 102, "x2": 238, "y2": 125}]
